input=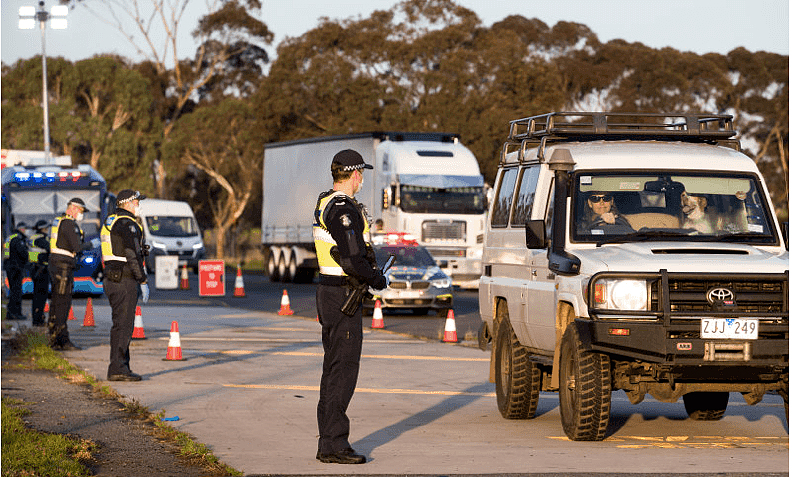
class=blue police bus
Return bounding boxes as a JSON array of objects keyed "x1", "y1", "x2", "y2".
[{"x1": 2, "y1": 163, "x2": 115, "y2": 296}]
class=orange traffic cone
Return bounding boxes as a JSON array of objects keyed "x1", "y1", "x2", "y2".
[
  {"x1": 278, "y1": 290, "x2": 294, "y2": 315},
  {"x1": 371, "y1": 299, "x2": 385, "y2": 329},
  {"x1": 82, "y1": 297, "x2": 95, "y2": 327},
  {"x1": 68, "y1": 306, "x2": 76, "y2": 321},
  {"x1": 233, "y1": 264, "x2": 246, "y2": 297},
  {"x1": 180, "y1": 263, "x2": 190, "y2": 290},
  {"x1": 44, "y1": 301, "x2": 50, "y2": 314},
  {"x1": 131, "y1": 306, "x2": 146, "y2": 339},
  {"x1": 442, "y1": 309, "x2": 458, "y2": 343},
  {"x1": 165, "y1": 321, "x2": 184, "y2": 361}
]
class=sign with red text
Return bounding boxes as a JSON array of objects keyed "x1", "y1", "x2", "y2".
[{"x1": 199, "y1": 260, "x2": 225, "y2": 296}]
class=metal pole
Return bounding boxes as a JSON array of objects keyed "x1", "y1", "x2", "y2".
[{"x1": 38, "y1": 1, "x2": 51, "y2": 165}]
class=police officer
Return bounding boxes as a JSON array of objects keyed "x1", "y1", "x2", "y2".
[
  {"x1": 102, "y1": 189, "x2": 149, "y2": 382},
  {"x1": 29, "y1": 220, "x2": 51, "y2": 326},
  {"x1": 3, "y1": 222, "x2": 30, "y2": 320},
  {"x1": 49, "y1": 198, "x2": 88, "y2": 350},
  {"x1": 313, "y1": 150, "x2": 387, "y2": 465}
]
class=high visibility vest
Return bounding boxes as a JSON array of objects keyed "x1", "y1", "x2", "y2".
[
  {"x1": 3, "y1": 233, "x2": 20, "y2": 260},
  {"x1": 50, "y1": 215, "x2": 80, "y2": 258},
  {"x1": 28, "y1": 233, "x2": 47, "y2": 263},
  {"x1": 100, "y1": 214, "x2": 129, "y2": 263},
  {"x1": 312, "y1": 191, "x2": 371, "y2": 276}
]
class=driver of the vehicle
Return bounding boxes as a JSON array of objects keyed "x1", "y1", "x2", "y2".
[{"x1": 580, "y1": 191, "x2": 632, "y2": 233}]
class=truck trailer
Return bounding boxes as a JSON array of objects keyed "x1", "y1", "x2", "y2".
[{"x1": 261, "y1": 132, "x2": 487, "y2": 287}]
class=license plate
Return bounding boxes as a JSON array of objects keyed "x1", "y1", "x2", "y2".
[
  {"x1": 700, "y1": 318, "x2": 759, "y2": 340},
  {"x1": 396, "y1": 290, "x2": 423, "y2": 299}
]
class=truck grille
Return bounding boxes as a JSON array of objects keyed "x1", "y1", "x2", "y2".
[
  {"x1": 653, "y1": 276, "x2": 787, "y2": 316},
  {"x1": 422, "y1": 221, "x2": 466, "y2": 242}
]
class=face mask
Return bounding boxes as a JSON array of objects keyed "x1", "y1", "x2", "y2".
[
  {"x1": 76, "y1": 212, "x2": 84, "y2": 221},
  {"x1": 132, "y1": 205, "x2": 140, "y2": 216}
]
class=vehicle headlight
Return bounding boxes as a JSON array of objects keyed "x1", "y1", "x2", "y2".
[
  {"x1": 467, "y1": 246, "x2": 483, "y2": 259},
  {"x1": 431, "y1": 277, "x2": 452, "y2": 289},
  {"x1": 192, "y1": 242, "x2": 204, "y2": 250},
  {"x1": 151, "y1": 241, "x2": 167, "y2": 250},
  {"x1": 593, "y1": 279, "x2": 648, "y2": 311}
]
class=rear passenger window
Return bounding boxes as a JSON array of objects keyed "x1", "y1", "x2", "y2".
[
  {"x1": 511, "y1": 165, "x2": 541, "y2": 226},
  {"x1": 491, "y1": 168, "x2": 518, "y2": 227}
]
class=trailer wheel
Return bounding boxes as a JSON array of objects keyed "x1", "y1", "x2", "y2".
[
  {"x1": 683, "y1": 392, "x2": 728, "y2": 421},
  {"x1": 278, "y1": 251, "x2": 291, "y2": 282},
  {"x1": 287, "y1": 254, "x2": 298, "y2": 283},
  {"x1": 494, "y1": 311, "x2": 540, "y2": 420},
  {"x1": 266, "y1": 249, "x2": 280, "y2": 282},
  {"x1": 559, "y1": 324, "x2": 611, "y2": 441}
]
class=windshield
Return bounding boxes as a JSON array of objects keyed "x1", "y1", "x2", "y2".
[
  {"x1": 400, "y1": 185, "x2": 486, "y2": 214},
  {"x1": 572, "y1": 172, "x2": 777, "y2": 245},
  {"x1": 7, "y1": 189, "x2": 102, "y2": 238},
  {"x1": 145, "y1": 216, "x2": 199, "y2": 237},
  {"x1": 374, "y1": 245, "x2": 436, "y2": 268}
]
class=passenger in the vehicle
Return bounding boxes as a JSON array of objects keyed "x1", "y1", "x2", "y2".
[
  {"x1": 680, "y1": 191, "x2": 717, "y2": 233},
  {"x1": 580, "y1": 192, "x2": 632, "y2": 233}
]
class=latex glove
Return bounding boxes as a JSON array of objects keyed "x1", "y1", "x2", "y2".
[{"x1": 140, "y1": 283, "x2": 150, "y2": 304}]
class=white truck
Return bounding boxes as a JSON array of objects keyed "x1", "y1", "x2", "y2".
[{"x1": 261, "y1": 132, "x2": 487, "y2": 286}]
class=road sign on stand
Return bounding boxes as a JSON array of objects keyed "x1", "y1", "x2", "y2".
[{"x1": 199, "y1": 260, "x2": 225, "y2": 296}]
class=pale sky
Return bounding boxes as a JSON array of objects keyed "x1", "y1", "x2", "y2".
[{"x1": 1, "y1": 0, "x2": 788, "y2": 67}]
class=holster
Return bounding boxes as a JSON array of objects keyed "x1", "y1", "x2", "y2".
[{"x1": 54, "y1": 265, "x2": 70, "y2": 294}]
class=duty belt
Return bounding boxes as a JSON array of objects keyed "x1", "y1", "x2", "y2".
[{"x1": 319, "y1": 274, "x2": 351, "y2": 287}]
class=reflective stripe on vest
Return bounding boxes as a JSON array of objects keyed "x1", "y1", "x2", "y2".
[
  {"x1": 50, "y1": 216, "x2": 76, "y2": 258},
  {"x1": 312, "y1": 191, "x2": 370, "y2": 276},
  {"x1": 101, "y1": 214, "x2": 128, "y2": 263},
  {"x1": 3, "y1": 233, "x2": 19, "y2": 259},
  {"x1": 28, "y1": 233, "x2": 46, "y2": 263}
]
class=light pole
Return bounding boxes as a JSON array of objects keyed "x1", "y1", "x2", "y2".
[{"x1": 18, "y1": 1, "x2": 68, "y2": 165}]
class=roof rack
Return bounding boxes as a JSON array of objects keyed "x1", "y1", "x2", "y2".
[{"x1": 500, "y1": 112, "x2": 739, "y2": 164}]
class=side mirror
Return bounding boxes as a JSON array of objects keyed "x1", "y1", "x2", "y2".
[{"x1": 525, "y1": 219, "x2": 546, "y2": 249}]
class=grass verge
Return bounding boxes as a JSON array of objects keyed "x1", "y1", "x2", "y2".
[
  {"x1": 2, "y1": 397, "x2": 97, "y2": 477},
  {"x1": 5, "y1": 326, "x2": 242, "y2": 477}
]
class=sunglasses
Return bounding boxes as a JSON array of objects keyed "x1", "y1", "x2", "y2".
[{"x1": 589, "y1": 195, "x2": 613, "y2": 203}]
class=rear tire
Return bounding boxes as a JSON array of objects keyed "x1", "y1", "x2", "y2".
[
  {"x1": 266, "y1": 249, "x2": 280, "y2": 282},
  {"x1": 559, "y1": 324, "x2": 611, "y2": 441},
  {"x1": 278, "y1": 252, "x2": 291, "y2": 282},
  {"x1": 494, "y1": 311, "x2": 540, "y2": 419},
  {"x1": 683, "y1": 392, "x2": 729, "y2": 421}
]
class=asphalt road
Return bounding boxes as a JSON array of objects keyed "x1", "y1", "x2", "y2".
[{"x1": 123, "y1": 269, "x2": 483, "y2": 344}]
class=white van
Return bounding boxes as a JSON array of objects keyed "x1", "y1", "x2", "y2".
[{"x1": 137, "y1": 199, "x2": 205, "y2": 273}]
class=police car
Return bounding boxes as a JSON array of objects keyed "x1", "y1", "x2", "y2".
[{"x1": 365, "y1": 233, "x2": 453, "y2": 317}]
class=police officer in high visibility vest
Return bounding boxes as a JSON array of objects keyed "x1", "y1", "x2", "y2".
[
  {"x1": 102, "y1": 189, "x2": 149, "y2": 382},
  {"x1": 29, "y1": 220, "x2": 51, "y2": 326},
  {"x1": 313, "y1": 150, "x2": 387, "y2": 465},
  {"x1": 49, "y1": 198, "x2": 88, "y2": 350},
  {"x1": 3, "y1": 222, "x2": 29, "y2": 320}
]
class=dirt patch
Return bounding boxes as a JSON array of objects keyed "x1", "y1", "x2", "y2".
[{"x1": 1, "y1": 354, "x2": 233, "y2": 476}]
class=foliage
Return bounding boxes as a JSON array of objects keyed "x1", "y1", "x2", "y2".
[{"x1": 2, "y1": 397, "x2": 96, "y2": 477}]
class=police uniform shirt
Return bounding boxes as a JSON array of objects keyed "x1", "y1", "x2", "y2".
[
  {"x1": 5, "y1": 231, "x2": 29, "y2": 269},
  {"x1": 105, "y1": 209, "x2": 147, "y2": 283},
  {"x1": 322, "y1": 195, "x2": 379, "y2": 284},
  {"x1": 53, "y1": 217, "x2": 83, "y2": 256},
  {"x1": 30, "y1": 234, "x2": 50, "y2": 265}
]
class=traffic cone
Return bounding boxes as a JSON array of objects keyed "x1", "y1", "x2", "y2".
[
  {"x1": 180, "y1": 263, "x2": 190, "y2": 290},
  {"x1": 442, "y1": 309, "x2": 458, "y2": 343},
  {"x1": 82, "y1": 297, "x2": 95, "y2": 327},
  {"x1": 164, "y1": 321, "x2": 184, "y2": 361},
  {"x1": 277, "y1": 290, "x2": 294, "y2": 315},
  {"x1": 68, "y1": 306, "x2": 76, "y2": 321},
  {"x1": 44, "y1": 301, "x2": 49, "y2": 314},
  {"x1": 371, "y1": 299, "x2": 385, "y2": 329},
  {"x1": 233, "y1": 264, "x2": 246, "y2": 297},
  {"x1": 131, "y1": 306, "x2": 146, "y2": 339}
]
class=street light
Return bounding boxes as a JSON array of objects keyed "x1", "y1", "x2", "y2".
[{"x1": 18, "y1": 1, "x2": 68, "y2": 165}]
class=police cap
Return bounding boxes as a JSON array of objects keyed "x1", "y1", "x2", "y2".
[
  {"x1": 67, "y1": 197, "x2": 89, "y2": 212},
  {"x1": 116, "y1": 189, "x2": 146, "y2": 206},
  {"x1": 332, "y1": 149, "x2": 373, "y2": 172},
  {"x1": 16, "y1": 222, "x2": 28, "y2": 231},
  {"x1": 34, "y1": 220, "x2": 50, "y2": 231}
]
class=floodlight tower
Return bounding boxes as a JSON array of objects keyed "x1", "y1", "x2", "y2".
[{"x1": 18, "y1": 1, "x2": 68, "y2": 165}]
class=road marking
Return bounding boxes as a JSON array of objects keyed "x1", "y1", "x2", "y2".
[
  {"x1": 548, "y1": 435, "x2": 788, "y2": 449},
  {"x1": 273, "y1": 351, "x2": 489, "y2": 362},
  {"x1": 222, "y1": 383, "x2": 495, "y2": 396},
  {"x1": 161, "y1": 337, "x2": 425, "y2": 344}
]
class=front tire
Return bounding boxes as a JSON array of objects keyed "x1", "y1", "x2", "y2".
[
  {"x1": 266, "y1": 249, "x2": 280, "y2": 282},
  {"x1": 559, "y1": 324, "x2": 611, "y2": 441},
  {"x1": 494, "y1": 312, "x2": 540, "y2": 419},
  {"x1": 683, "y1": 392, "x2": 729, "y2": 421}
]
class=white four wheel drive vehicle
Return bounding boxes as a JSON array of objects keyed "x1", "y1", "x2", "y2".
[{"x1": 478, "y1": 112, "x2": 788, "y2": 441}]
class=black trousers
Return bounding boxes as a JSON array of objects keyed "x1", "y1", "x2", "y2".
[
  {"x1": 316, "y1": 284, "x2": 363, "y2": 454},
  {"x1": 48, "y1": 259, "x2": 74, "y2": 346},
  {"x1": 105, "y1": 275, "x2": 139, "y2": 376},
  {"x1": 31, "y1": 264, "x2": 49, "y2": 325},
  {"x1": 5, "y1": 266, "x2": 24, "y2": 317}
]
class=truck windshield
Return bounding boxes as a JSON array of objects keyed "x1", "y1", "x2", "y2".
[
  {"x1": 400, "y1": 185, "x2": 486, "y2": 214},
  {"x1": 572, "y1": 172, "x2": 777, "y2": 245},
  {"x1": 145, "y1": 216, "x2": 199, "y2": 237}
]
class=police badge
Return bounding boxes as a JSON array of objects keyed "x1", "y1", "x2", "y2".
[{"x1": 340, "y1": 214, "x2": 352, "y2": 227}]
